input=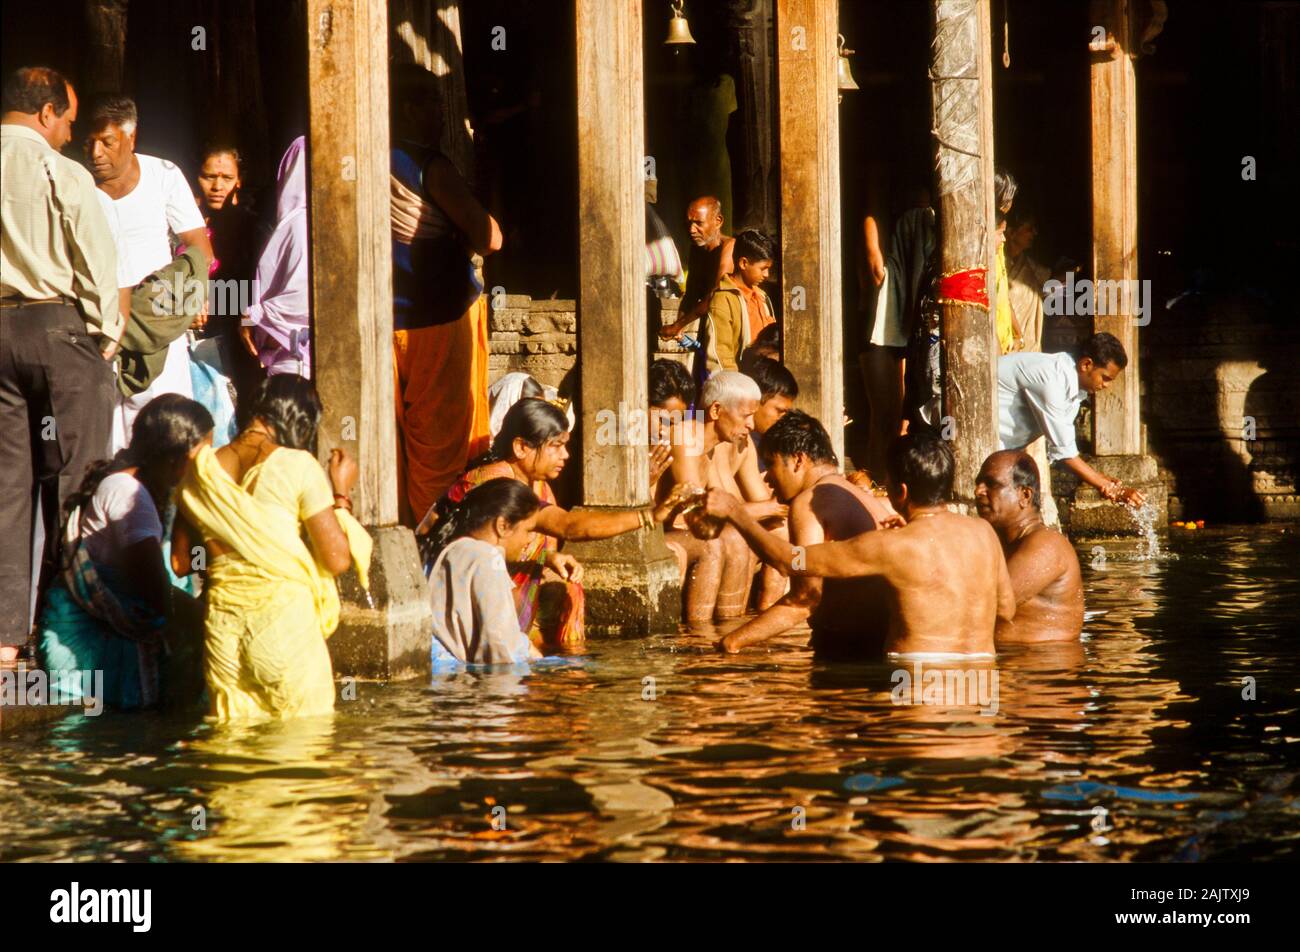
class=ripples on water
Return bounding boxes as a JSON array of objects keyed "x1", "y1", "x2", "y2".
[{"x1": 2, "y1": 528, "x2": 1298, "y2": 862}]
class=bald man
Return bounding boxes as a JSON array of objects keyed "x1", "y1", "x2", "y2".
[
  {"x1": 659, "y1": 195, "x2": 734, "y2": 341},
  {"x1": 975, "y1": 450, "x2": 1083, "y2": 643}
]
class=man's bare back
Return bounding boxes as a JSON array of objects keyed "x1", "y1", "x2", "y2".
[
  {"x1": 709, "y1": 496, "x2": 1014, "y2": 658},
  {"x1": 798, "y1": 476, "x2": 894, "y2": 656},
  {"x1": 858, "y1": 511, "x2": 1011, "y2": 656},
  {"x1": 996, "y1": 525, "x2": 1083, "y2": 643}
]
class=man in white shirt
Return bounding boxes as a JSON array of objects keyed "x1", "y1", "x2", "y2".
[
  {"x1": 84, "y1": 95, "x2": 212, "y2": 450},
  {"x1": 997, "y1": 332, "x2": 1145, "y2": 508}
]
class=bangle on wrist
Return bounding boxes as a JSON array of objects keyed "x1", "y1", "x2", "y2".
[
  {"x1": 639, "y1": 507, "x2": 654, "y2": 531},
  {"x1": 333, "y1": 492, "x2": 353, "y2": 511}
]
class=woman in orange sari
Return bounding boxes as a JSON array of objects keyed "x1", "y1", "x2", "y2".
[{"x1": 419, "y1": 399, "x2": 684, "y2": 649}]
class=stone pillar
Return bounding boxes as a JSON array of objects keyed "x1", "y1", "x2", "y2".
[
  {"x1": 566, "y1": 0, "x2": 680, "y2": 635},
  {"x1": 775, "y1": 0, "x2": 845, "y2": 460},
  {"x1": 306, "y1": 0, "x2": 432, "y2": 678},
  {"x1": 1069, "y1": 0, "x2": 1167, "y2": 535},
  {"x1": 930, "y1": 0, "x2": 999, "y2": 509}
]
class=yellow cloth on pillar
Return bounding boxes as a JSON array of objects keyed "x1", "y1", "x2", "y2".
[{"x1": 179, "y1": 445, "x2": 372, "y2": 722}]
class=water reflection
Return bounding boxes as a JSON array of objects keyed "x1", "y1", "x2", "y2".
[{"x1": 1, "y1": 528, "x2": 1298, "y2": 862}]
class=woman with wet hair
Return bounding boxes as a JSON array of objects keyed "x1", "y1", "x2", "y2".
[
  {"x1": 39, "y1": 394, "x2": 214, "y2": 709},
  {"x1": 424, "y1": 478, "x2": 546, "y2": 665},
  {"x1": 420, "y1": 398, "x2": 688, "y2": 648},
  {"x1": 173, "y1": 374, "x2": 372, "y2": 721}
]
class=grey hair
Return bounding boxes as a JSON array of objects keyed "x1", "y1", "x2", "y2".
[
  {"x1": 88, "y1": 94, "x2": 137, "y2": 135},
  {"x1": 700, "y1": 370, "x2": 761, "y2": 411}
]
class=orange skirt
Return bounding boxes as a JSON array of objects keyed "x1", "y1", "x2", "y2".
[{"x1": 393, "y1": 297, "x2": 492, "y2": 526}]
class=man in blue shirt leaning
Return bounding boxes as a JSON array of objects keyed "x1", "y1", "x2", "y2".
[{"x1": 997, "y1": 332, "x2": 1146, "y2": 509}]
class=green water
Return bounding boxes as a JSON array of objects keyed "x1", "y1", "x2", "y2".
[{"x1": 2, "y1": 527, "x2": 1298, "y2": 862}]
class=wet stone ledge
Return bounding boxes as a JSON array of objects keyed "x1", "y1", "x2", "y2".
[{"x1": 0, "y1": 665, "x2": 78, "y2": 736}]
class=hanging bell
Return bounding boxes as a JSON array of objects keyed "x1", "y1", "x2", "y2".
[
  {"x1": 664, "y1": 0, "x2": 697, "y2": 47},
  {"x1": 837, "y1": 34, "x2": 859, "y2": 92}
]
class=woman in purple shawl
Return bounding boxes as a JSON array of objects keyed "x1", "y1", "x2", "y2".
[{"x1": 241, "y1": 137, "x2": 311, "y2": 377}]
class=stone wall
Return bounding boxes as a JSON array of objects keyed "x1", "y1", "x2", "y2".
[
  {"x1": 1143, "y1": 291, "x2": 1299, "y2": 523},
  {"x1": 1042, "y1": 300, "x2": 1299, "y2": 524},
  {"x1": 486, "y1": 295, "x2": 578, "y2": 391},
  {"x1": 487, "y1": 294, "x2": 691, "y2": 392}
]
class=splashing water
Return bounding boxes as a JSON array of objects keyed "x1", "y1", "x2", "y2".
[{"x1": 1127, "y1": 500, "x2": 1164, "y2": 560}]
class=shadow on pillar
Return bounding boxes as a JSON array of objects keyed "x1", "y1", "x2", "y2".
[{"x1": 329, "y1": 526, "x2": 433, "y2": 681}]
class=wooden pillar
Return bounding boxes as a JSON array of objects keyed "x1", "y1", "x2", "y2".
[
  {"x1": 1066, "y1": 0, "x2": 1167, "y2": 536},
  {"x1": 576, "y1": 0, "x2": 647, "y2": 509},
  {"x1": 83, "y1": 0, "x2": 129, "y2": 97},
  {"x1": 729, "y1": 0, "x2": 778, "y2": 235},
  {"x1": 775, "y1": 0, "x2": 844, "y2": 460},
  {"x1": 390, "y1": 0, "x2": 475, "y2": 184},
  {"x1": 567, "y1": 0, "x2": 679, "y2": 634},
  {"x1": 1090, "y1": 0, "x2": 1141, "y2": 455},
  {"x1": 930, "y1": 0, "x2": 998, "y2": 508},
  {"x1": 306, "y1": 0, "x2": 431, "y2": 679}
]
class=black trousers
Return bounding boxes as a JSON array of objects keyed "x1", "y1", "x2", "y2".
[{"x1": 0, "y1": 303, "x2": 113, "y2": 646}]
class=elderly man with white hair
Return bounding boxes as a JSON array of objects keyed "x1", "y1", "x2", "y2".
[{"x1": 692, "y1": 371, "x2": 790, "y2": 618}]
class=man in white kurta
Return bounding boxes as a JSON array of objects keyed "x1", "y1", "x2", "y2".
[{"x1": 85, "y1": 95, "x2": 210, "y2": 450}]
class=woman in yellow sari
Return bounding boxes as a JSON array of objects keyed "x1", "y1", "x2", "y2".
[
  {"x1": 419, "y1": 399, "x2": 682, "y2": 649},
  {"x1": 173, "y1": 375, "x2": 371, "y2": 722}
]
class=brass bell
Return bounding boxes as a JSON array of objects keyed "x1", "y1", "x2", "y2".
[
  {"x1": 664, "y1": 0, "x2": 697, "y2": 47},
  {"x1": 837, "y1": 33, "x2": 859, "y2": 92}
]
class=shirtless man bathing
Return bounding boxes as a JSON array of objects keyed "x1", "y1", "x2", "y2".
[
  {"x1": 703, "y1": 429, "x2": 1015, "y2": 658},
  {"x1": 651, "y1": 367, "x2": 785, "y2": 620},
  {"x1": 715, "y1": 410, "x2": 902, "y2": 657},
  {"x1": 975, "y1": 450, "x2": 1083, "y2": 642},
  {"x1": 648, "y1": 358, "x2": 719, "y2": 622}
]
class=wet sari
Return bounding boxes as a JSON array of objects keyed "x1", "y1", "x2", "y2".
[
  {"x1": 38, "y1": 504, "x2": 166, "y2": 709},
  {"x1": 441, "y1": 461, "x2": 585, "y2": 647},
  {"x1": 179, "y1": 445, "x2": 372, "y2": 722}
]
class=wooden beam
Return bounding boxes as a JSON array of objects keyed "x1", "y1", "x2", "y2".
[
  {"x1": 575, "y1": 0, "x2": 648, "y2": 507},
  {"x1": 931, "y1": 0, "x2": 999, "y2": 507},
  {"x1": 306, "y1": 0, "x2": 397, "y2": 526},
  {"x1": 775, "y1": 0, "x2": 844, "y2": 460},
  {"x1": 1090, "y1": 0, "x2": 1142, "y2": 455}
]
